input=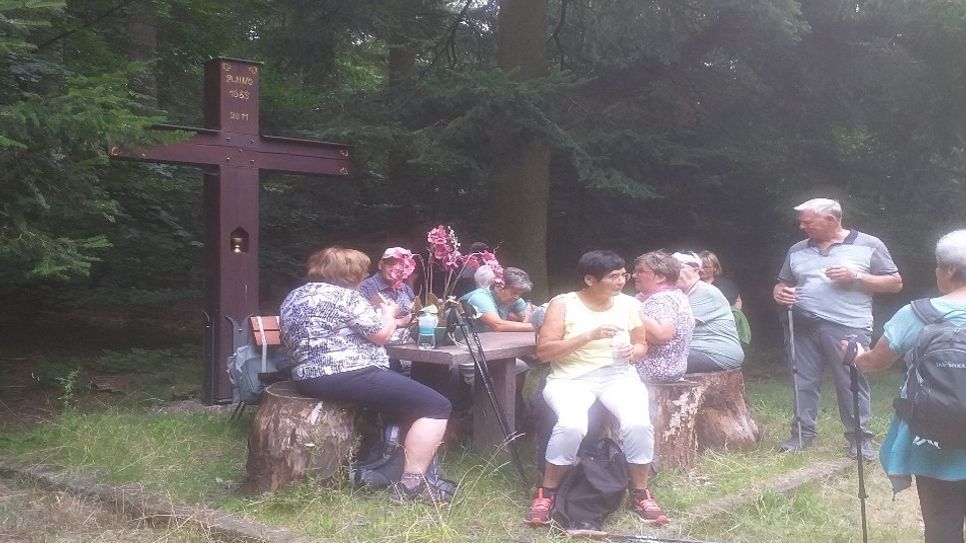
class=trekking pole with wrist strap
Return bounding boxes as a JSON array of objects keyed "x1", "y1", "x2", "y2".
[
  {"x1": 452, "y1": 302, "x2": 530, "y2": 485},
  {"x1": 843, "y1": 334, "x2": 869, "y2": 543}
]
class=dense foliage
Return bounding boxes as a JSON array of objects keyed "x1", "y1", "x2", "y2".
[{"x1": 2, "y1": 0, "x2": 965, "y2": 340}]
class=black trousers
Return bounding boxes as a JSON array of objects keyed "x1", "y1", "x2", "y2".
[
  {"x1": 918, "y1": 475, "x2": 966, "y2": 543},
  {"x1": 295, "y1": 366, "x2": 451, "y2": 427}
]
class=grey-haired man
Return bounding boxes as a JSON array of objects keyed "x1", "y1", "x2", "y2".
[{"x1": 773, "y1": 198, "x2": 902, "y2": 460}]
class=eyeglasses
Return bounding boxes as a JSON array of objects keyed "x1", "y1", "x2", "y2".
[
  {"x1": 633, "y1": 268, "x2": 654, "y2": 276},
  {"x1": 604, "y1": 271, "x2": 631, "y2": 281}
]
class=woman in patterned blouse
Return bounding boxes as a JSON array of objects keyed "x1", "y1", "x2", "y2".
[
  {"x1": 279, "y1": 247, "x2": 451, "y2": 503},
  {"x1": 631, "y1": 251, "x2": 695, "y2": 383}
]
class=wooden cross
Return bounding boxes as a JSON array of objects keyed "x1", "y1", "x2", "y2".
[{"x1": 111, "y1": 58, "x2": 351, "y2": 404}]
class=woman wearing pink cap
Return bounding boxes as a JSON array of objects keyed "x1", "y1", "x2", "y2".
[{"x1": 358, "y1": 247, "x2": 418, "y2": 329}]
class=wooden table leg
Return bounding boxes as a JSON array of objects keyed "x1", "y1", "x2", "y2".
[{"x1": 472, "y1": 356, "x2": 516, "y2": 453}]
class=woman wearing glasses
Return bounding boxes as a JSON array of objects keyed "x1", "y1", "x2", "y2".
[
  {"x1": 525, "y1": 250, "x2": 668, "y2": 528},
  {"x1": 631, "y1": 251, "x2": 695, "y2": 383}
]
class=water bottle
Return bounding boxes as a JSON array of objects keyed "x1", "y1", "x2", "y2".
[
  {"x1": 417, "y1": 311, "x2": 438, "y2": 350},
  {"x1": 611, "y1": 329, "x2": 630, "y2": 367}
]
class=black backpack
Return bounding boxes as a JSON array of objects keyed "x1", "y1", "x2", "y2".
[
  {"x1": 553, "y1": 437, "x2": 628, "y2": 530},
  {"x1": 894, "y1": 298, "x2": 966, "y2": 449},
  {"x1": 348, "y1": 424, "x2": 457, "y2": 501}
]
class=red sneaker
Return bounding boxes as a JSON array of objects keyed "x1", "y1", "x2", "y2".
[
  {"x1": 524, "y1": 488, "x2": 555, "y2": 525},
  {"x1": 631, "y1": 488, "x2": 669, "y2": 525}
]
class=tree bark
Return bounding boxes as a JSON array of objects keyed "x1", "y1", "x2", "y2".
[
  {"x1": 490, "y1": 0, "x2": 550, "y2": 301},
  {"x1": 691, "y1": 368, "x2": 764, "y2": 450},
  {"x1": 649, "y1": 380, "x2": 703, "y2": 471},
  {"x1": 125, "y1": 0, "x2": 158, "y2": 103},
  {"x1": 242, "y1": 381, "x2": 358, "y2": 495}
]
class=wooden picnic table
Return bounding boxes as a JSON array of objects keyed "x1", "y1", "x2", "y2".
[{"x1": 386, "y1": 331, "x2": 536, "y2": 452}]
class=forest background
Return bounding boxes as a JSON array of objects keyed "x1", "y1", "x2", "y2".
[{"x1": 3, "y1": 0, "x2": 966, "y2": 352}]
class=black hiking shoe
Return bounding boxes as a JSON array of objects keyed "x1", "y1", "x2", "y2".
[
  {"x1": 388, "y1": 480, "x2": 450, "y2": 507},
  {"x1": 778, "y1": 434, "x2": 814, "y2": 453}
]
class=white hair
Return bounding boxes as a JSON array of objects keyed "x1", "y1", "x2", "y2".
[
  {"x1": 794, "y1": 198, "x2": 842, "y2": 219},
  {"x1": 474, "y1": 265, "x2": 496, "y2": 288},
  {"x1": 936, "y1": 229, "x2": 966, "y2": 281}
]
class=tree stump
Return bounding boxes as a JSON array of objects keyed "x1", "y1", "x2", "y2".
[
  {"x1": 648, "y1": 380, "x2": 704, "y2": 471},
  {"x1": 691, "y1": 368, "x2": 763, "y2": 450},
  {"x1": 241, "y1": 381, "x2": 358, "y2": 495}
]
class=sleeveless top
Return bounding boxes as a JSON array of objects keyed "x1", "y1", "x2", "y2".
[{"x1": 549, "y1": 292, "x2": 643, "y2": 380}]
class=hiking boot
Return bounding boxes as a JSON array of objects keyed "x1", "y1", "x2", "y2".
[
  {"x1": 848, "y1": 440, "x2": 876, "y2": 462},
  {"x1": 630, "y1": 488, "x2": 669, "y2": 525},
  {"x1": 566, "y1": 520, "x2": 607, "y2": 537},
  {"x1": 388, "y1": 480, "x2": 450, "y2": 507},
  {"x1": 778, "y1": 434, "x2": 814, "y2": 453},
  {"x1": 524, "y1": 488, "x2": 555, "y2": 526}
]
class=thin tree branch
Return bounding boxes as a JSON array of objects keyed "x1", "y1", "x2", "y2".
[
  {"x1": 38, "y1": 0, "x2": 142, "y2": 50},
  {"x1": 548, "y1": 0, "x2": 569, "y2": 69}
]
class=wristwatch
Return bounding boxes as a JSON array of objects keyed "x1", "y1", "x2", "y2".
[{"x1": 854, "y1": 272, "x2": 864, "y2": 285}]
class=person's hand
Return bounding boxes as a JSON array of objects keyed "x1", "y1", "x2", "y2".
[
  {"x1": 838, "y1": 338, "x2": 866, "y2": 357},
  {"x1": 612, "y1": 342, "x2": 635, "y2": 360},
  {"x1": 376, "y1": 297, "x2": 398, "y2": 319},
  {"x1": 824, "y1": 265, "x2": 858, "y2": 286},
  {"x1": 774, "y1": 285, "x2": 796, "y2": 306},
  {"x1": 588, "y1": 324, "x2": 622, "y2": 341}
]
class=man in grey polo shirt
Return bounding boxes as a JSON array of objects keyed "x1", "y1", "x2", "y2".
[{"x1": 773, "y1": 198, "x2": 902, "y2": 460}]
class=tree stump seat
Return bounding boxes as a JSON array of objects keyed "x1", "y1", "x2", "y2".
[
  {"x1": 690, "y1": 367, "x2": 763, "y2": 451},
  {"x1": 648, "y1": 379, "x2": 704, "y2": 471},
  {"x1": 599, "y1": 368, "x2": 763, "y2": 472},
  {"x1": 242, "y1": 380, "x2": 359, "y2": 495}
]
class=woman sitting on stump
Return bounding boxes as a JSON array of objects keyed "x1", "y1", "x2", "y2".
[
  {"x1": 631, "y1": 251, "x2": 695, "y2": 383},
  {"x1": 673, "y1": 251, "x2": 744, "y2": 374},
  {"x1": 279, "y1": 247, "x2": 451, "y2": 504},
  {"x1": 526, "y1": 250, "x2": 668, "y2": 527}
]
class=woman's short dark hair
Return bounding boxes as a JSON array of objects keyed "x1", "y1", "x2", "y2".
[{"x1": 577, "y1": 250, "x2": 626, "y2": 282}]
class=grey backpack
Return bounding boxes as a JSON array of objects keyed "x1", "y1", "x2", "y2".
[{"x1": 894, "y1": 299, "x2": 966, "y2": 449}]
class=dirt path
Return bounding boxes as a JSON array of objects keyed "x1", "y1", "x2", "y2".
[{"x1": 0, "y1": 477, "x2": 208, "y2": 543}]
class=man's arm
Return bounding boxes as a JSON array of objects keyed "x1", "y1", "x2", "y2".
[{"x1": 855, "y1": 271, "x2": 903, "y2": 294}]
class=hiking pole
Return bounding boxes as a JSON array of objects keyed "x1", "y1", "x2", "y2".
[
  {"x1": 596, "y1": 533, "x2": 725, "y2": 543},
  {"x1": 843, "y1": 334, "x2": 869, "y2": 543},
  {"x1": 454, "y1": 302, "x2": 530, "y2": 485},
  {"x1": 786, "y1": 306, "x2": 805, "y2": 448}
]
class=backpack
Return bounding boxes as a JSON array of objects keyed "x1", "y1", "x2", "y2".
[
  {"x1": 348, "y1": 423, "x2": 457, "y2": 502},
  {"x1": 553, "y1": 437, "x2": 628, "y2": 530},
  {"x1": 893, "y1": 298, "x2": 966, "y2": 449},
  {"x1": 226, "y1": 316, "x2": 292, "y2": 405}
]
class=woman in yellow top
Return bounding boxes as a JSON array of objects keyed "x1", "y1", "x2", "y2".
[{"x1": 525, "y1": 250, "x2": 668, "y2": 528}]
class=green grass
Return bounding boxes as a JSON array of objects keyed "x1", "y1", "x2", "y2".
[{"x1": 0, "y1": 351, "x2": 923, "y2": 542}]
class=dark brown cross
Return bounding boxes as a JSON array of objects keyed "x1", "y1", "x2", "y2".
[{"x1": 111, "y1": 58, "x2": 350, "y2": 404}]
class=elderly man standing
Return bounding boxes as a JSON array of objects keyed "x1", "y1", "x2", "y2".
[{"x1": 773, "y1": 198, "x2": 902, "y2": 460}]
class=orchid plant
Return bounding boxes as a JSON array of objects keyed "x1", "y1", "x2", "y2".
[{"x1": 413, "y1": 225, "x2": 502, "y2": 314}]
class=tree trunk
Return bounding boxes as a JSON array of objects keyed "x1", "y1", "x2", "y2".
[
  {"x1": 692, "y1": 368, "x2": 764, "y2": 450},
  {"x1": 649, "y1": 380, "x2": 704, "y2": 471},
  {"x1": 125, "y1": 0, "x2": 158, "y2": 103},
  {"x1": 490, "y1": 0, "x2": 550, "y2": 301},
  {"x1": 242, "y1": 381, "x2": 358, "y2": 495}
]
